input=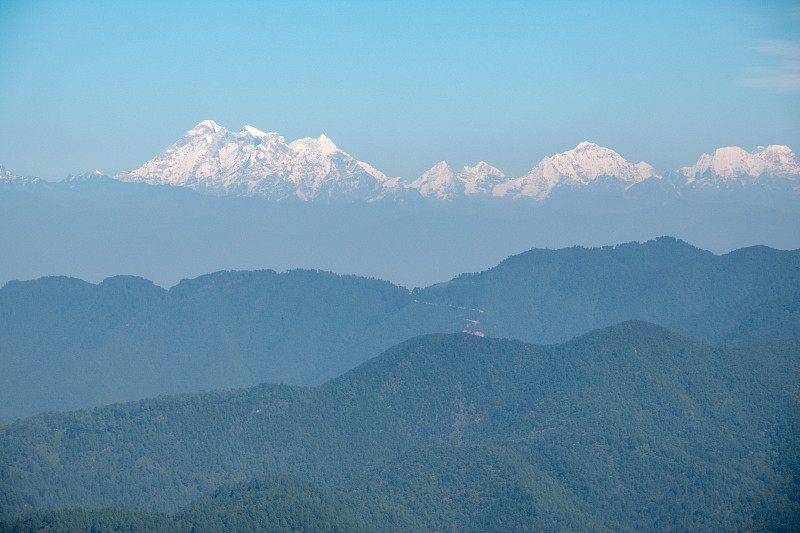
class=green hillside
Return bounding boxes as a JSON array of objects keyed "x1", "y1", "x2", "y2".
[{"x1": 2, "y1": 323, "x2": 797, "y2": 531}]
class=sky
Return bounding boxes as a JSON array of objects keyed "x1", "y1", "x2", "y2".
[{"x1": 1, "y1": 0, "x2": 799, "y2": 181}]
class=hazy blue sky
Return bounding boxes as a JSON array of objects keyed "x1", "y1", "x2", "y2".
[{"x1": 1, "y1": 0, "x2": 798, "y2": 180}]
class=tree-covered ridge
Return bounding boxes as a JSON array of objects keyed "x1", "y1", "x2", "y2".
[
  {"x1": 2, "y1": 237, "x2": 799, "y2": 424},
  {"x1": 1, "y1": 323, "x2": 797, "y2": 531},
  {"x1": 0, "y1": 475, "x2": 374, "y2": 533},
  {"x1": 0, "y1": 268, "x2": 464, "y2": 423},
  {"x1": 414, "y1": 237, "x2": 800, "y2": 345}
]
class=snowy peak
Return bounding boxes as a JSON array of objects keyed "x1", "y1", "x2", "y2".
[
  {"x1": 110, "y1": 120, "x2": 798, "y2": 202},
  {"x1": 241, "y1": 124, "x2": 271, "y2": 137},
  {"x1": 65, "y1": 170, "x2": 108, "y2": 182},
  {"x1": 681, "y1": 145, "x2": 800, "y2": 181},
  {"x1": 117, "y1": 121, "x2": 398, "y2": 202},
  {"x1": 494, "y1": 142, "x2": 660, "y2": 199},
  {"x1": 460, "y1": 161, "x2": 506, "y2": 196},
  {"x1": 417, "y1": 161, "x2": 456, "y2": 184},
  {"x1": 187, "y1": 119, "x2": 225, "y2": 136},
  {"x1": 0, "y1": 166, "x2": 17, "y2": 181},
  {"x1": 463, "y1": 161, "x2": 503, "y2": 177},
  {"x1": 0, "y1": 166, "x2": 43, "y2": 190},
  {"x1": 755, "y1": 144, "x2": 797, "y2": 168},
  {"x1": 543, "y1": 141, "x2": 659, "y2": 183},
  {"x1": 411, "y1": 161, "x2": 459, "y2": 200},
  {"x1": 411, "y1": 160, "x2": 507, "y2": 199},
  {"x1": 289, "y1": 134, "x2": 339, "y2": 158}
]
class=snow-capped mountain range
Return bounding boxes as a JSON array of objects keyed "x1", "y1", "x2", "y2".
[
  {"x1": 116, "y1": 120, "x2": 402, "y2": 201},
  {"x1": 4, "y1": 120, "x2": 799, "y2": 202},
  {"x1": 678, "y1": 145, "x2": 800, "y2": 189}
]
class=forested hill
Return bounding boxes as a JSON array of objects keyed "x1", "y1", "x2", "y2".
[
  {"x1": 414, "y1": 236, "x2": 800, "y2": 345},
  {"x1": 1, "y1": 323, "x2": 798, "y2": 531},
  {"x1": 0, "y1": 475, "x2": 375, "y2": 533},
  {"x1": 2, "y1": 237, "x2": 799, "y2": 424},
  {"x1": 0, "y1": 269, "x2": 464, "y2": 423}
]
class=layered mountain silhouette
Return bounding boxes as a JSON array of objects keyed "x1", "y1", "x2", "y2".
[{"x1": 2, "y1": 237, "x2": 798, "y2": 424}]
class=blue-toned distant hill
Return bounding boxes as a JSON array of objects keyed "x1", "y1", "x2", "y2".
[
  {"x1": 413, "y1": 236, "x2": 800, "y2": 346},
  {"x1": 0, "y1": 269, "x2": 463, "y2": 423},
  {"x1": 1, "y1": 237, "x2": 798, "y2": 424},
  {"x1": 1, "y1": 325, "x2": 797, "y2": 531}
]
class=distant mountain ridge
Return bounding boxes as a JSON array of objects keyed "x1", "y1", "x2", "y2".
[
  {"x1": 2, "y1": 237, "x2": 798, "y2": 424},
  {"x1": 3, "y1": 122, "x2": 798, "y2": 201}
]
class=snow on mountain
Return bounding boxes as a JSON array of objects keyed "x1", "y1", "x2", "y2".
[
  {"x1": 0, "y1": 166, "x2": 18, "y2": 182},
  {"x1": 462, "y1": 162, "x2": 507, "y2": 195},
  {"x1": 411, "y1": 161, "x2": 506, "y2": 199},
  {"x1": 0, "y1": 166, "x2": 42, "y2": 189},
  {"x1": 678, "y1": 145, "x2": 800, "y2": 189},
  {"x1": 117, "y1": 121, "x2": 399, "y2": 202},
  {"x1": 494, "y1": 142, "x2": 660, "y2": 199},
  {"x1": 107, "y1": 122, "x2": 797, "y2": 202},
  {"x1": 410, "y1": 162, "x2": 459, "y2": 200},
  {"x1": 65, "y1": 170, "x2": 107, "y2": 182}
]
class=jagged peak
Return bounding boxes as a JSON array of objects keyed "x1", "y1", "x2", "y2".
[
  {"x1": 462, "y1": 161, "x2": 504, "y2": 177},
  {"x1": 186, "y1": 120, "x2": 225, "y2": 136},
  {"x1": 316, "y1": 134, "x2": 338, "y2": 152},
  {"x1": 197, "y1": 119, "x2": 220, "y2": 130},
  {"x1": 289, "y1": 134, "x2": 340, "y2": 157},
  {"x1": 241, "y1": 124, "x2": 270, "y2": 137},
  {"x1": 413, "y1": 161, "x2": 455, "y2": 184},
  {"x1": 409, "y1": 161, "x2": 457, "y2": 195},
  {"x1": 428, "y1": 160, "x2": 452, "y2": 171}
]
